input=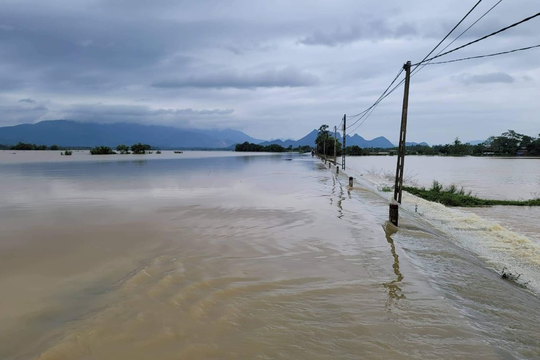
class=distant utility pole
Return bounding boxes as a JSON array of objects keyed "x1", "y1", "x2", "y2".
[
  {"x1": 334, "y1": 126, "x2": 337, "y2": 165},
  {"x1": 341, "y1": 114, "x2": 346, "y2": 170},
  {"x1": 390, "y1": 61, "x2": 412, "y2": 226}
]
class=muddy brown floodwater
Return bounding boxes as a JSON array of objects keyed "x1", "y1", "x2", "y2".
[{"x1": 0, "y1": 151, "x2": 539, "y2": 359}]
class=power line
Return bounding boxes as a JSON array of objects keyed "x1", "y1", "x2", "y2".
[
  {"x1": 422, "y1": 44, "x2": 540, "y2": 65},
  {"x1": 355, "y1": 30, "x2": 535, "y2": 130},
  {"x1": 347, "y1": 102, "x2": 378, "y2": 135},
  {"x1": 345, "y1": 1, "x2": 490, "y2": 134},
  {"x1": 344, "y1": 1, "x2": 532, "y2": 135},
  {"x1": 434, "y1": 0, "x2": 503, "y2": 59},
  {"x1": 347, "y1": 67, "x2": 404, "y2": 126},
  {"x1": 412, "y1": 0, "x2": 503, "y2": 76},
  {"x1": 414, "y1": 0, "x2": 483, "y2": 70},
  {"x1": 415, "y1": 11, "x2": 540, "y2": 65}
]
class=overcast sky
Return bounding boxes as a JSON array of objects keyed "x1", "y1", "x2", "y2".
[{"x1": 0, "y1": 0, "x2": 539, "y2": 144}]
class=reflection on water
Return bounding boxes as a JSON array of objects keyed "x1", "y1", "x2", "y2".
[
  {"x1": 0, "y1": 152, "x2": 539, "y2": 359},
  {"x1": 383, "y1": 224, "x2": 405, "y2": 303}
]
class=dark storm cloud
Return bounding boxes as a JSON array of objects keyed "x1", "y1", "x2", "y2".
[
  {"x1": 0, "y1": 101, "x2": 49, "y2": 125},
  {"x1": 65, "y1": 104, "x2": 233, "y2": 118},
  {"x1": 52, "y1": 103, "x2": 235, "y2": 127},
  {"x1": 152, "y1": 66, "x2": 319, "y2": 89},
  {"x1": 299, "y1": 21, "x2": 418, "y2": 47},
  {"x1": 454, "y1": 72, "x2": 516, "y2": 85},
  {"x1": 18, "y1": 98, "x2": 36, "y2": 103}
]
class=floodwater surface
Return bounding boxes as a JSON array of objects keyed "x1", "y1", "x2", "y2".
[{"x1": 1, "y1": 152, "x2": 539, "y2": 359}]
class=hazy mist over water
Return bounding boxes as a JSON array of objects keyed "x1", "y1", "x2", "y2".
[{"x1": 1, "y1": 152, "x2": 539, "y2": 359}]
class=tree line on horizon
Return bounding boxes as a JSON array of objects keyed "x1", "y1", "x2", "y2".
[
  {"x1": 313, "y1": 126, "x2": 540, "y2": 157},
  {"x1": 90, "y1": 143, "x2": 157, "y2": 155},
  {"x1": 3, "y1": 129, "x2": 539, "y2": 157},
  {"x1": 0, "y1": 142, "x2": 63, "y2": 151},
  {"x1": 402, "y1": 130, "x2": 540, "y2": 156},
  {"x1": 0, "y1": 142, "x2": 161, "y2": 155},
  {"x1": 235, "y1": 142, "x2": 313, "y2": 153}
]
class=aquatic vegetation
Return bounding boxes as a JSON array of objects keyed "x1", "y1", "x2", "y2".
[
  {"x1": 61, "y1": 150, "x2": 72, "y2": 156},
  {"x1": 404, "y1": 181, "x2": 540, "y2": 207},
  {"x1": 381, "y1": 186, "x2": 393, "y2": 192}
]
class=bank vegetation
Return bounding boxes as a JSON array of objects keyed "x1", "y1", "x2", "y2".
[{"x1": 403, "y1": 181, "x2": 540, "y2": 207}]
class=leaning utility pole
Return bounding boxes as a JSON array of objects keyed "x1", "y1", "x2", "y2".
[
  {"x1": 334, "y1": 126, "x2": 337, "y2": 165},
  {"x1": 341, "y1": 114, "x2": 346, "y2": 170},
  {"x1": 390, "y1": 61, "x2": 412, "y2": 226}
]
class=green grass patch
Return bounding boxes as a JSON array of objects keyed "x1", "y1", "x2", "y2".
[
  {"x1": 381, "y1": 186, "x2": 393, "y2": 192},
  {"x1": 403, "y1": 181, "x2": 540, "y2": 207}
]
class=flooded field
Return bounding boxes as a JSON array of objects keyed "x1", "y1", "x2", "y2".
[{"x1": 1, "y1": 151, "x2": 539, "y2": 359}]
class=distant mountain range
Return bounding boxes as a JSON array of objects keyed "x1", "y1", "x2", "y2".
[
  {"x1": 261, "y1": 129, "x2": 397, "y2": 148},
  {"x1": 0, "y1": 120, "x2": 432, "y2": 149},
  {"x1": 0, "y1": 120, "x2": 263, "y2": 148}
]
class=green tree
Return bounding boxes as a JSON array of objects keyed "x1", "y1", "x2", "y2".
[
  {"x1": 50, "y1": 145, "x2": 59, "y2": 150},
  {"x1": 294, "y1": 145, "x2": 313, "y2": 153},
  {"x1": 90, "y1": 146, "x2": 115, "y2": 155},
  {"x1": 526, "y1": 134, "x2": 540, "y2": 156},
  {"x1": 11, "y1": 142, "x2": 36, "y2": 150},
  {"x1": 116, "y1": 144, "x2": 130, "y2": 154},
  {"x1": 235, "y1": 142, "x2": 286, "y2": 152},
  {"x1": 315, "y1": 125, "x2": 341, "y2": 156},
  {"x1": 131, "y1": 143, "x2": 151, "y2": 154},
  {"x1": 346, "y1": 145, "x2": 363, "y2": 156}
]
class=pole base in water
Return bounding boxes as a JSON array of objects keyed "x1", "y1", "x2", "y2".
[
  {"x1": 349, "y1": 177, "x2": 353, "y2": 188},
  {"x1": 389, "y1": 203, "x2": 399, "y2": 226}
]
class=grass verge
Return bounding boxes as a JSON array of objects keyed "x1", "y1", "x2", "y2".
[{"x1": 403, "y1": 181, "x2": 540, "y2": 207}]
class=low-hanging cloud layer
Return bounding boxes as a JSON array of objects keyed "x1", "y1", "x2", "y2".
[{"x1": 0, "y1": 0, "x2": 539, "y2": 143}]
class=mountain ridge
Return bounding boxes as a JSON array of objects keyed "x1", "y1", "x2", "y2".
[
  {"x1": 0, "y1": 121, "x2": 426, "y2": 149},
  {"x1": 0, "y1": 120, "x2": 263, "y2": 148},
  {"x1": 261, "y1": 130, "x2": 396, "y2": 148}
]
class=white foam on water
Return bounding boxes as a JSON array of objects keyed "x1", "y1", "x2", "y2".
[{"x1": 350, "y1": 170, "x2": 540, "y2": 295}]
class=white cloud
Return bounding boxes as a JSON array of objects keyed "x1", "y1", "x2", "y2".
[{"x1": 453, "y1": 72, "x2": 516, "y2": 85}]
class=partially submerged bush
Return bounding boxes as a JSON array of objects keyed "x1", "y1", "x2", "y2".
[
  {"x1": 131, "y1": 143, "x2": 151, "y2": 154},
  {"x1": 90, "y1": 146, "x2": 115, "y2": 155},
  {"x1": 116, "y1": 144, "x2": 130, "y2": 154}
]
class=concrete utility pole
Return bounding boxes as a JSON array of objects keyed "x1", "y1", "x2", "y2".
[
  {"x1": 341, "y1": 114, "x2": 346, "y2": 170},
  {"x1": 334, "y1": 126, "x2": 337, "y2": 165},
  {"x1": 390, "y1": 61, "x2": 412, "y2": 226}
]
